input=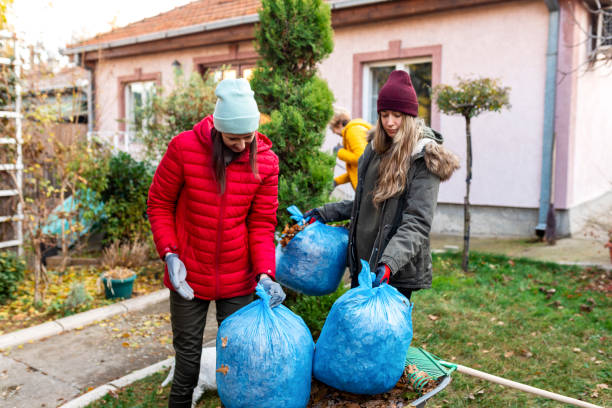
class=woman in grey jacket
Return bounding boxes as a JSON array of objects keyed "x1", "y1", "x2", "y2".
[{"x1": 306, "y1": 70, "x2": 459, "y2": 300}]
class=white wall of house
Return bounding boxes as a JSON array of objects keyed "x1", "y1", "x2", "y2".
[
  {"x1": 570, "y1": 6, "x2": 612, "y2": 208},
  {"x1": 319, "y1": 0, "x2": 550, "y2": 210}
]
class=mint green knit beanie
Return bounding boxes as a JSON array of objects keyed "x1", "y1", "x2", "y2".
[{"x1": 213, "y1": 78, "x2": 260, "y2": 134}]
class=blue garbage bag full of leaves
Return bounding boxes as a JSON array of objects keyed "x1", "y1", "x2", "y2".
[
  {"x1": 313, "y1": 260, "x2": 413, "y2": 395},
  {"x1": 276, "y1": 205, "x2": 349, "y2": 295},
  {"x1": 216, "y1": 284, "x2": 314, "y2": 408}
]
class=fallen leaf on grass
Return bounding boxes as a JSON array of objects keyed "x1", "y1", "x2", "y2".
[
  {"x1": 504, "y1": 351, "x2": 514, "y2": 358},
  {"x1": 596, "y1": 384, "x2": 609, "y2": 390},
  {"x1": 428, "y1": 314, "x2": 439, "y2": 321},
  {"x1": 573, "y1": 347, "x2": 581, "y2": 353}
]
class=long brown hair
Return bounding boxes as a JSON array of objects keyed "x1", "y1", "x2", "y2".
[
  {"x1": 211, "y1": 127, "x2": 258, "y2": 194},
  {"x1": 370, "y1": 114, "x2": 424, "y2": 207}
]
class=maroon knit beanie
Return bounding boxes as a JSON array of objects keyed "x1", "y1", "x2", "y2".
[{"x1": 377, "y1": 70, "x2": 419, "y2": 117}]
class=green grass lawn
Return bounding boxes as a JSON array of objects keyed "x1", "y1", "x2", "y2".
[{"x1": 86, "y1": 252, "x2": 611, "y2": 407}]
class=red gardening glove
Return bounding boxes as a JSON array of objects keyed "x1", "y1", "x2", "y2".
[{"x1": 373, "y1": 264, "x2": 391, "y2": 287}]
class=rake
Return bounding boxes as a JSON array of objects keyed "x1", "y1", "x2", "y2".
[{"x1": 405, "y1": 347, "x2": 603, "y2": 408}]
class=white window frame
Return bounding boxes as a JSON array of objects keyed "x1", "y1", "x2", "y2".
[
  {"x1": 124, "y1": 81, "x2": 156, "y2": 149},
  {"x1": 362, "y1": 57, "x2": 432, "y2": 125},
  {"x1": 595, "y1": 10, "x2": 612, "y2": 51}
]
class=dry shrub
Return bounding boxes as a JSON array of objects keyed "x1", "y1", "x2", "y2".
[
  {"x1": 101, "y1": 267, "x2": 135, "y2": 280},
  {"x1": 101, "y1": 240, "x2": 149, "y2": 270}
]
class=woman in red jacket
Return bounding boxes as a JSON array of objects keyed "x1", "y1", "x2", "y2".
[{"x1": 147, "y1": 78, "x2": 284, "y2": 408}]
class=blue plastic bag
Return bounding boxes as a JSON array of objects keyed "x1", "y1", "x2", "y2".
[
  {"x1": 313, "y1": 260, "x2": 413, "y2": 395},
  {"x1": 216, "y1": 285, "x2": 314, "y2": 408},
  {"x1": 276, "y1": 206, "x2": 349, "y2": 295}
]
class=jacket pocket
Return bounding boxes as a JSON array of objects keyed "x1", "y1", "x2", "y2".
[
  {"x1": 179, "y1": 233, "x2": 197, "y2": 273},
  {"x1": 391, "y1": 251, "x2": 427, "y2": 287}
]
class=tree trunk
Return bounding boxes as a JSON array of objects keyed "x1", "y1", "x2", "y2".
[
  {"x1": 462, "y1": 116, "x2": 472, "y2": 272},
  {"x1": 33, "y1": 241, "x2": 44, "y2": 304},
  {"x1": 59, "y1": 180, "x2": 69, "y2": 273}
]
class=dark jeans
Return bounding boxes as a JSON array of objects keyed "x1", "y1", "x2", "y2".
[{"x1": 168, "y1": 290, "x2": 253, "y2": 408}]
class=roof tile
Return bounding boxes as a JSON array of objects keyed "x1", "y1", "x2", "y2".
[{"x1": 68, "y1": 0, "x2": 262, "y2": 48}]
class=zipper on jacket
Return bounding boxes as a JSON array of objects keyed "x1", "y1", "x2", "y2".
[
  {"x1": 214, "y1": 193, "x2": 226, "y2": 300},
  {"x1": 369, "y1": 200, "x2": 388, "y2": 268}
]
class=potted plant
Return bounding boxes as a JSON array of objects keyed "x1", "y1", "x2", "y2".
[
  {"x1": 605, "y1": 229, "x2": 612, "y2": 264},
  {"x1": 98, "y1": 240, "x2": 148, "y2": 299}
]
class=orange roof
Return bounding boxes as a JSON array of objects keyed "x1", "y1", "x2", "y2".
[{"x1": 68, "y1": 0, "x2": 262, "y2": 49}]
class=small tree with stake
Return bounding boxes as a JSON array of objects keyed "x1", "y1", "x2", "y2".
[{"x1": 434, "y1": 77, "x2": 510, "y2": 272}]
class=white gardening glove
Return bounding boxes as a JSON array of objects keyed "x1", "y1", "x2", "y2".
[
  {"x1": 258, "y1": 274, "x2": 286, "y2": 308},
  {"x1": 165, "y1": 253, "x2": 194, "y2": 300}
]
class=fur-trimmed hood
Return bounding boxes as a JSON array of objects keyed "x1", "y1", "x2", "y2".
[{"x1": 366, "y1": 126, "x2": 460, "y2": 182}]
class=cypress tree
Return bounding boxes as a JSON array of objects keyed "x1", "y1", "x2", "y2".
[{"x1": 251, "y1": 0, "x2": 335, "y2": 226}]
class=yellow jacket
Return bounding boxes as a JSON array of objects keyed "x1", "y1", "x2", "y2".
[{"x1": 334, "y1": 119, "x2": 371, "y2": 189}]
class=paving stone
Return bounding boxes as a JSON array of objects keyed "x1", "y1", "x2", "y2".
[{"x1": 0, "y1": 354, "x2": 79, "y2": 408}]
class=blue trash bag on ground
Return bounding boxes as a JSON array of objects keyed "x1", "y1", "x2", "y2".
[
  {"x1": 216, "y1": 284, "x2": 314, "y2": 408},
  {"x1": 276, "y1": 205, "x2": 349, "y2": 296},
  {"x1": 313, "y1": 260, "x2": 413, "y2": 395}
]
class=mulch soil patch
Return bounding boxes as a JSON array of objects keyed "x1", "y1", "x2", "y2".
[{"x1": 308, "y1": 368, "x2": 438, "y2": 407}]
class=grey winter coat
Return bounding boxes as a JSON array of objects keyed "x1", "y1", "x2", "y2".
[{"x1": 317, "y1": 128, "x2": 459, "y2": 290}]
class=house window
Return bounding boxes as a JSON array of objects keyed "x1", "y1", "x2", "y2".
[
  {"x1": 204, "y1": 65, "x2": 254, "y2": 82},
  {"x1": 591, "y1": 9, "x2": 612, "y2": 52},
  {"x1": 124, "y1": 81, "x2": 155, "y2": 137},
  {"x1": 363, "y1": 59, "x2": 432, "y2": 126}
]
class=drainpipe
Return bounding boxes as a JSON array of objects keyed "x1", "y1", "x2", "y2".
[{"x1": 535, "y1": 0, "x2": 560, "y2": 237}]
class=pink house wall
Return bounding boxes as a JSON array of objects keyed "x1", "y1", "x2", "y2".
[
  {"x1": 318, "y1": 0, "x2": 550, "y2": 208},
  {"x1": 94, "y1": 41, "x2": 255, "y2": 135}
]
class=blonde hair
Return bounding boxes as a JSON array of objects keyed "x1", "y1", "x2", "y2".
[
  {"x1": 329, "y1": 108, "x2": 351, "y2": 129},
  {"x1": 371, "y1": 114, "x2": 424, "y2": 207}
]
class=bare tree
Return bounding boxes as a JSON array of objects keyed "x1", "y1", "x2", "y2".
[{"x1": 434, "y1": 78, "x2": 511, "y2": 272}]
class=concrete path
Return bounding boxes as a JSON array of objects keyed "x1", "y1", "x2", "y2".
[
  {"x1": 0, "y1": 299, "x2": 218, "y2": 408},
  {"x1": 431, "y1": 234, "x2": 611, "y2": 268}
]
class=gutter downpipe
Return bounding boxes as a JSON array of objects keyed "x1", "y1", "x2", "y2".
[{"x1": 536, "y1": 0, "x2": 560, "y2": 236}]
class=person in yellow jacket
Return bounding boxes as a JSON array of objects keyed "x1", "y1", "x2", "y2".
[{"x1": 329, "y1": 110, "x2": 372, "y2": 190}]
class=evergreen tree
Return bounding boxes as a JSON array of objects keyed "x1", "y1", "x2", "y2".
[{"x1": 251, "y1": 0, "x2": 335, "y2": 226}]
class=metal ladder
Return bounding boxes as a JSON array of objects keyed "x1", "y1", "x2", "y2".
[{"x1": 0, "y1": 30, "x2": 23, "y2": 256}]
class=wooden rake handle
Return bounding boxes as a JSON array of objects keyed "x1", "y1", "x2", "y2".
[{"x1": 451, "y1": 363, "x2": 602, "y2": 408}]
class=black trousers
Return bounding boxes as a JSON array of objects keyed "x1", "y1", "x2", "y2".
[{"x1": 168, "y1": 290, "x2": 253, "y2": 408}]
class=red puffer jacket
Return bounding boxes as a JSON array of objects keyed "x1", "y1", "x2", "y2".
[{"x1": 147, "y1": 115, "x2": 279, "y2": 300}]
